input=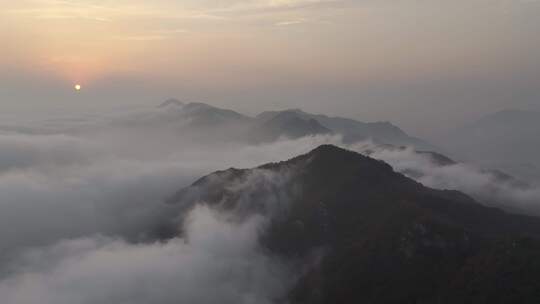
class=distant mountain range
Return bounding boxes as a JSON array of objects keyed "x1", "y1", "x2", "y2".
[
  {"x1": 257, "y1": 108, "x2": 432, "y2": 148},
  {"x1": 168, "y1": 145, "x2": 540, "y2": 304},
  {"x1": 359, "y1": 143, "x2": 529, "y2": 190},
  {"x1": 445, "y1": 109, "x2": 540, "y2": 181},
  {"x1": 155, "y1": 99, "x2": 435, "y2": 149},
  {"x1": 249, "y1": 110, "x2": 332, "y2": 143}
]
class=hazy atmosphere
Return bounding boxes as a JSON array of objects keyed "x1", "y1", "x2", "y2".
[
  {"x1": 2, "y1": 0, "x2": 540, "y2": 137},
  {"x1": 2, "y1": 1, "x2": 540, "y2": 303}
]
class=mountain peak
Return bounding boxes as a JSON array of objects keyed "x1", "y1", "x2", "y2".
[
  {"x1": 166, "y1": 145, "x2": 540, "y2": 303},
  {"x1": 182, "y1": 102, "x2": 214, "y2": 111},
  {"x1": 305, "y1": 144, "x2": 361, "y2": 159},
  {"x1": 249, "y1": 111, "x2": 332, "y2": 142},
  {"x1": 258, "y1": 144, "x2": 364, "y2": 169},
  {"x1": 158, "y1": 98, "x2": 185, "y2": 108}
]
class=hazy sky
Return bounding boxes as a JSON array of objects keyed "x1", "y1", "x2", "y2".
[{"x1": 1, "y1": 0, "x2": 540, "y2": 137}]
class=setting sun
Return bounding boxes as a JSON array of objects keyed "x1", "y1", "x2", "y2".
[{"x1": 1, "y1": 1, "x2": 540, "y2": 303}]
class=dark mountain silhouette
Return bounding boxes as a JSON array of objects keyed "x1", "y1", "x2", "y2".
[
  {"x1": 178, "y1": 102, "x2": 253, "y2": 128},
  {"x1": 249, "y1": 111, "x2": 332, "y2": 142},
  {"x1": 152, "y1": 100, "x2": 435, "y2": 148},
  {"x1": 108, "y1": 101, "x2": 256, "y2": 143},
  {"x1": 416, "y1": 150, "x2": 457, "y2": 166},
  {"x1": 257, "y1": 109, "x2": 435, "y2": 150},
  {"x1": 158, "y1": 98, "x2": 185, "y2": 108},
  {"x1": 169, "y1": 145, "x2": 540, "y2": 304}
]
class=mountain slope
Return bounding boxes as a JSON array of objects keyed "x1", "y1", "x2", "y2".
[
  {"x1": 359, "y1": 142, "x2": 529, "y2": 190},
  {"x1": 249, "y1": 111, "x2": 332, "y2": 142},
  {"x1": 149, "y1": 100, "x2": 437, "y2": 148},
  {"x1": 109, "y1": 101, "x2": 255, "y2": 143},
  {"x1": 169, "y1": 145, "x2": 540, "y2": 304},
  {"x1": 257, "y1": 109, "x2": 435, "y2": 149},
  {"x1": 179, "y1": 102, "x2": 253, "y2": 127},
  {"x1": 158, "y1": 98, "x2": 185, "y2": 108}
]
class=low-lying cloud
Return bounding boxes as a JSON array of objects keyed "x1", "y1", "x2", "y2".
[
  {"x1": 0, "y1": 205, "x2": 293, "y2": 304},
  {"x1": 346, "y1": 142, "x2": 540, "y2": 215},
  {"x1": 0, "y1": 109, "x2": 310, "y2": 303},
  {"x1": 0, "y1": 106, "x2": 538, "y2": 303}
]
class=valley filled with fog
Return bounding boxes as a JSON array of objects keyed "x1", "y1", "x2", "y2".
[
  {"x1": 3, "y1": 0, "x2": 540, "y2": 301},
  {"x1": 0, "y1": 101, "x2": 538, "y2": 303}
]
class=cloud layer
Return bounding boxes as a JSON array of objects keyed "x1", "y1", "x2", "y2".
[
  {"x1": 0, "y1": 106, "x2": 538, "y2": 303},
  {"x1": 0, "y1": 206, "x2": 293, "y2": 304},
  {"x1": 0, "y1": 109, "x2": 311, "y2": 303}
]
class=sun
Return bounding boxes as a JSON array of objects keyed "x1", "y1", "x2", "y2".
[{"x1": 74, "y1": 84, "x2": 81, "y2": 91}]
